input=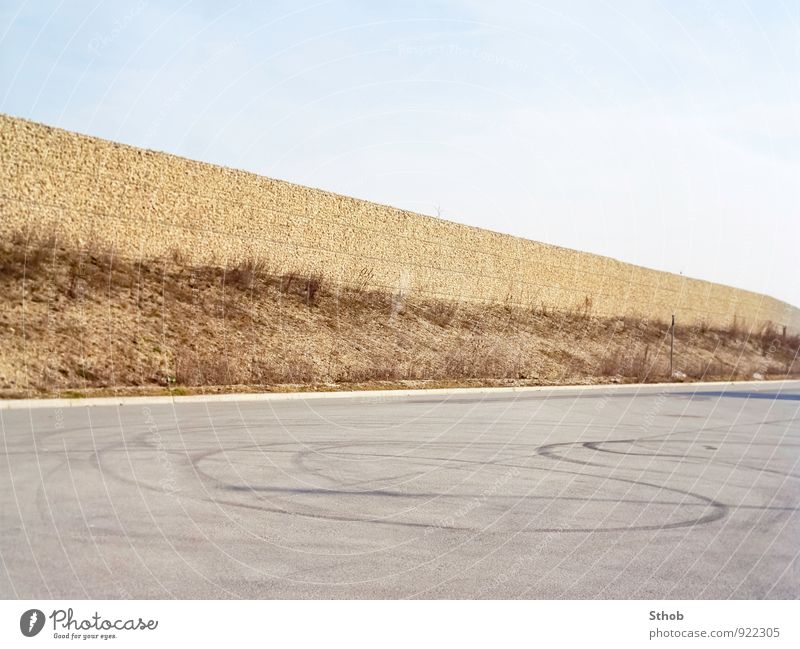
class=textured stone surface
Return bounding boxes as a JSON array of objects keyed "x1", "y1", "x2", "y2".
[{"x1": 2, "y1": 113, "x2": 798, "y2": 331}]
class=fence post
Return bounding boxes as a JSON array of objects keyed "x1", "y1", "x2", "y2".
[{"x1": 670, "y1": 314, "x2": 675, "y2": 378}]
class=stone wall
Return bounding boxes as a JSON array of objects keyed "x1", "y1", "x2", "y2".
[{"x1": 2, "y1": 113, "x2": 798, "y2": 332}]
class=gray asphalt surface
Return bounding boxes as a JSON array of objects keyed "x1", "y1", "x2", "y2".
[{"x1": 1, "y1": 381, "x2": 798, "y2": 599}]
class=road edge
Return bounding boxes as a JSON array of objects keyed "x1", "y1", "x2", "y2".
[{"x1": 0, "y1": 379, "x2": 796, "y2": 410}]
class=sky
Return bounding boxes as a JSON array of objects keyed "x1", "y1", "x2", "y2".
[{"x1": 1, "y1": 0, "x2": 798, "y2": 306}]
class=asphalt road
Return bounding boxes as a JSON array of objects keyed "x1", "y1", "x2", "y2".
[{"x1": 1, "y1": 382, "x2": 798, "y2": 599}]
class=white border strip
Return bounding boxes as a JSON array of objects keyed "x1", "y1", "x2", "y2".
[
  {"x1": 1, "y1": 379, "x2": 796, "y2": 410},
  {"x1": 2, "y1": 599, "x2": 796, "y2": 648}
]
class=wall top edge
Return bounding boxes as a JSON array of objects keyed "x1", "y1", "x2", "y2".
[{"x1": 1, "y1": 111, "x2": 797, "y2": 312}]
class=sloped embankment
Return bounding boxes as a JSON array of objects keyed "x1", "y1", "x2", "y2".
[{"x1": 1, "y1": 233, "x2": 797, "y2": 398}]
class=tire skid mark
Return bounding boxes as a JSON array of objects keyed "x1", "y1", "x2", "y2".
[{"x1": 83, "y1": 423, "x2": 733, "y2": 535}]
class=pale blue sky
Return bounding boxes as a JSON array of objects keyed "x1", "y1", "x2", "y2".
[{"x1": 2, "y1": 1, "x2": 798, "y2": 305}]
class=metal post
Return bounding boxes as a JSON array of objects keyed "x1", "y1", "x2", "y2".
[{"x1": 670, "y1": 314, "x2": 675, "y2": 378}]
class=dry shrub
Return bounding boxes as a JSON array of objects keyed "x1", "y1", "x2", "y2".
[
  {"x1": 360, "y1": 288, "x2": 393, "y2": 310},
  {"x1": 439, "y1": 339, "x2": 521, "y2": 380},
  {"x1": 1, "y1": 230, "x2": 132, "y2": 296},
  {"x1": 305, "y1": 275, "x2": 322, "y2": 304},
  {"x1": 353, "y1": 267, "x2": 374, "y2": 292},
  {"x1": 785, "y1": 331, "x2": 800, "y2": 352},
  {"x1": 174, "y1": 351, "x2": 233, "y2": 386},
  {"x1": 226, "y1": 258, "x2": 265, "y2": 291},
  {"x1": 170, "y1": 247, "x2": 186, "y2": 266},
  {"x1": 422, "y1": 299, "x2": 460, "y2": 328},
  {"x1": 597, "y1": 353, "x2": 621, "y2": 378},
  {"x1": 1, "y1": 230, "x2": 57, "y2": 278},
  {"x1": 252, "y1": 355, "x2": 318, "y2": 384},
  {"x1": 683, "y1": 356, "x2": 734, "y2": 380},
  {"x1": 279, "y1": 271, "x2": 297, "y2": 295},
  {"x1": 629, "y1": 344, "x2": 652, "y2": 381},
  {"x1": 271, "y1": 271, "x2": 325, "y2": 305},
  {"x1": 74, "y1": 361, "x2": 102, "y2": 382},
  {"x1": 728, "y1": 316, "x2": 745, "y2": 341},
  {"x1": 337, "y1": 365, "x2": 402, "y2": 383},
  {"x1": 568, "y1": 295, "x2": 593, "y2": 320},
  {"x1": 595, "y1": 344, "x2": 669, "y2": 382},
  {"x1": 756, "y1": 321, "x2": 779, "y2": 356}
]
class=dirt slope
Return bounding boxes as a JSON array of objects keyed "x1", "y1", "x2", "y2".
[{"x1": 1, "y1": 233, "x2": 797, "y2": 398}]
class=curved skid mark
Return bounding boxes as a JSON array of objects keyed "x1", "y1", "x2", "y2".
[{"x1": 91, "y1": 434, "x2": 730, "y2": 535}]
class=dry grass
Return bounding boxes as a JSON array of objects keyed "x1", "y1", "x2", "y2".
[{"x1": 1, "y1": 232, "x2": 798, "y2": 397}]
